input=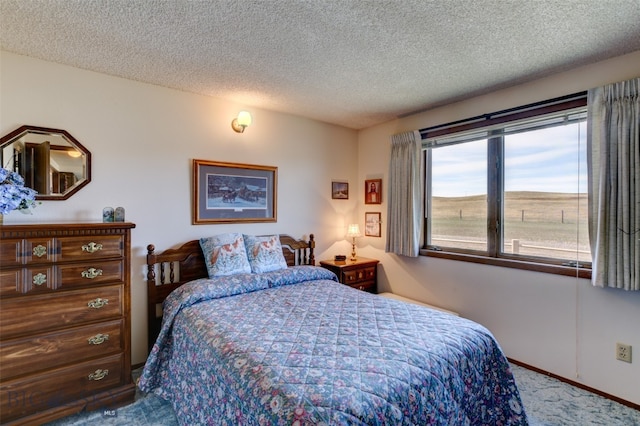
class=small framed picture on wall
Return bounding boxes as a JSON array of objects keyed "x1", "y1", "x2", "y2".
[
  {"x1": 332, "y1": 181, "x2": 349, "y2": 199},
  {"x1": 365, "y1": 179, "x2": 382, "y2": 204},
  {"x1": 365, "y1": 212, "x2": 381, "y2": 237}
]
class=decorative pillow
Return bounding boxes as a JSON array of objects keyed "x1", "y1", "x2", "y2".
[
  {"x1": 199, "y1": 233, "x2": 252, "y2": 277},
  {"x1": 243, "y1": 234, "x2": 288, "y2": 273}
]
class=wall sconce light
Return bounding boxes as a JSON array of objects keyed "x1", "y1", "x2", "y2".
[
  {"x1": 346, "y1": 223, "x2": 361, "y2": 261},
  {"x1": 231, "y1": 111, "x2": 252, "y2": 133}
]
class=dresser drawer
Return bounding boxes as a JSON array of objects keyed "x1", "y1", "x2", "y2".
[
  {"x1": 0, "y1": 237, "x2": 58, "y2": 266},
  {"x1": 0, "y1": 234, "x2": 123, "y2": 265},
  {"x1": 59, "y1": 259, "x2": 124, "y2": 288},
  {"x1": 0, "y1": 353, "x2": 125, "y2": 424},
  {"x1": 0, "y1": 285, "x2": 123, "y2": 339},
  {"x1": 343, "y1": 266, "x2": 376, "y2": 284},
  {"x1": 58, "y1": 235, "x2": 124, "y2": 261},
  {"x1": 22, "y1": 237, "x2": 57, "y2": 263},
  {"x1": 0, "y1": 260, "x2": 124, "y2": 297},
  {"x1": 1, "y1": 265, "x2": 58, "y2": 297},
  {"x1": 0, "y1": 269, "x2": 25, "y2": 297},
  {"x1": 0, "y1": 319, "x2": 124, "y2": 380},
  {"x1": 0, "y1": 239, "x2": 25, "y2": 267}
]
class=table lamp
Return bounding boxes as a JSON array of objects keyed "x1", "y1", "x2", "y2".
[{"x1": 346, "y1": 224, "x2": 361, "y2": 261}]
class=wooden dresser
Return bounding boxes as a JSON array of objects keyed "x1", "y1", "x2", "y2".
[{"x1": 0, "y1": 222, "x2": 136, "y2": 425}]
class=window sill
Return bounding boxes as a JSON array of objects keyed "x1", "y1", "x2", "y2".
[{"x1": 419, "y1": 249, "x2": 592, "y2": 279}]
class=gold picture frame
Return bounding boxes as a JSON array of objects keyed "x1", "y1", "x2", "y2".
[{"x1": 192, "y1": 159, "x2": 277, "y2": 224}]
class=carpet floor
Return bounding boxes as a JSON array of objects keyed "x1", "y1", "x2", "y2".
[{"x1": 45, "y1": 364, "x2": 639, "y2": 425}]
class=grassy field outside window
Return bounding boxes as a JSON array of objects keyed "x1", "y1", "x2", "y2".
[{"x1": 423, "y1": 94, "x2": 590, "y2": 273}]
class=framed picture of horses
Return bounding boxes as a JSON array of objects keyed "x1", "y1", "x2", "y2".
[{"x1": 192, "y1": 159, "x2": 277, "y2": 224}]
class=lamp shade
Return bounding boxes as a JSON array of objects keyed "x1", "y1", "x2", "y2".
[
  {"x1": 236, "y1": 111, "x2": 252, "y2": 127},
  {"x1": 346, "y1": 224, "x2": 361, "y2": 238}
]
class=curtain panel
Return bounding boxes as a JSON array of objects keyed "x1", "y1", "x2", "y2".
[
  {"x1": 385, "y1": 130, "x2": 422, "y2": 257},
  {"x1": 587, "y1": 77, "x2": 639, "y2": 291}
]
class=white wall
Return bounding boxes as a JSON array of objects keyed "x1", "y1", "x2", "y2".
[
  {"x1": 2, "y1": 49, "x2": 638, "y2": 405},
  {"x1": 355, "y1": 51, "x2": 640, "y2": 404},
  {"x1": 0, "y1": 51, "x2": 359, "y2": 365}
]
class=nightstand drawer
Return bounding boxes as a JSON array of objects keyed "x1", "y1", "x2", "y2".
[
  {"x1": 343, "y1": 266, "x2": 376, "y2": 284},
  {"x1": 345, "y1": 281, "x2": 376, "y2": 292}
]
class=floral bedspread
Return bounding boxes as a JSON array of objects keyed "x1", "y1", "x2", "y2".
[{"x1": 139, "y1": 266, "x2": 527, "y2": 425}]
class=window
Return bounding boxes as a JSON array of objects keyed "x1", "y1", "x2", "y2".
[
  {"x1": 430, "y1": 140, "x2": 487, "y2": 251},
  {"x1": 422, "y1": 93, "x2": 591, "y2": 277}
]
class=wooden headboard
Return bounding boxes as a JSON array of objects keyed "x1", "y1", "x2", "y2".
[{"x1": 145, "y1": 234, "x2": 315, "y2": 353}]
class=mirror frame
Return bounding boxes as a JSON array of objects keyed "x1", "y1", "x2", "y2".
[{"x1": 0, "y1": 125, "x2": 92, "y2": 200}]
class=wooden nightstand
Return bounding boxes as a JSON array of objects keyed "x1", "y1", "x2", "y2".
[{"x1": 319, "y1": 257, "x2": 379, "y2": 293}]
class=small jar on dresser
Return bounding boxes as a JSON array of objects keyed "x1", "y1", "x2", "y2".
[
  {"x1": 319, "y1": 257, "x2": 379, "y2": 293},
  {"x1": 0, "y1": 222, "x2": 136, "y2": 425}
]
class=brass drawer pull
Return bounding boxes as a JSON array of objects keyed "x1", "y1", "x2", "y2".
[
  {"x1": 33, "y1": 273, "x2": 47, "y2": 286},
  {"x1": 81, "y1": 268, "x2": 103, "y2": 279},
  {"x1": 33, "y1": 244, "x2": 47, "y2": 257},
  {"x1": 88, "y1": 333, "x2": 110, "y2": 345},
  {"x1": 87, "y1": 298, "x2": 109, "y2": 309},
  {"x1": 88, "y1": 369, "x2": 109, "y2": 381},
  {"x1": 82, "y1": 242, "x2": 103, "y2": 253}
]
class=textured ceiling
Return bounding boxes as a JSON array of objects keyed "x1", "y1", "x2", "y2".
[{"x1": 1, "y1": 0, "x2": 640, "y2": 129}]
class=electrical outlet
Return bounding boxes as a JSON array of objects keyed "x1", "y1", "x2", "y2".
[{"x1": 616, "y1": 343, "x2": 632, "y2": 363}]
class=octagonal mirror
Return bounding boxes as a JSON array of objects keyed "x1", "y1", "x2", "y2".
[{"x1": 0, "y1": 125, "x2": 91, "y2": 200}]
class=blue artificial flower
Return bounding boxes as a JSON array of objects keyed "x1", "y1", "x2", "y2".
[{"x1": 0, "y1": 167, "x2": 38, "y2": 215}]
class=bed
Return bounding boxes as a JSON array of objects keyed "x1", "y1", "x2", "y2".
[{"x1": 139, "y1": 233, "x2": 528, "y2": 425}]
